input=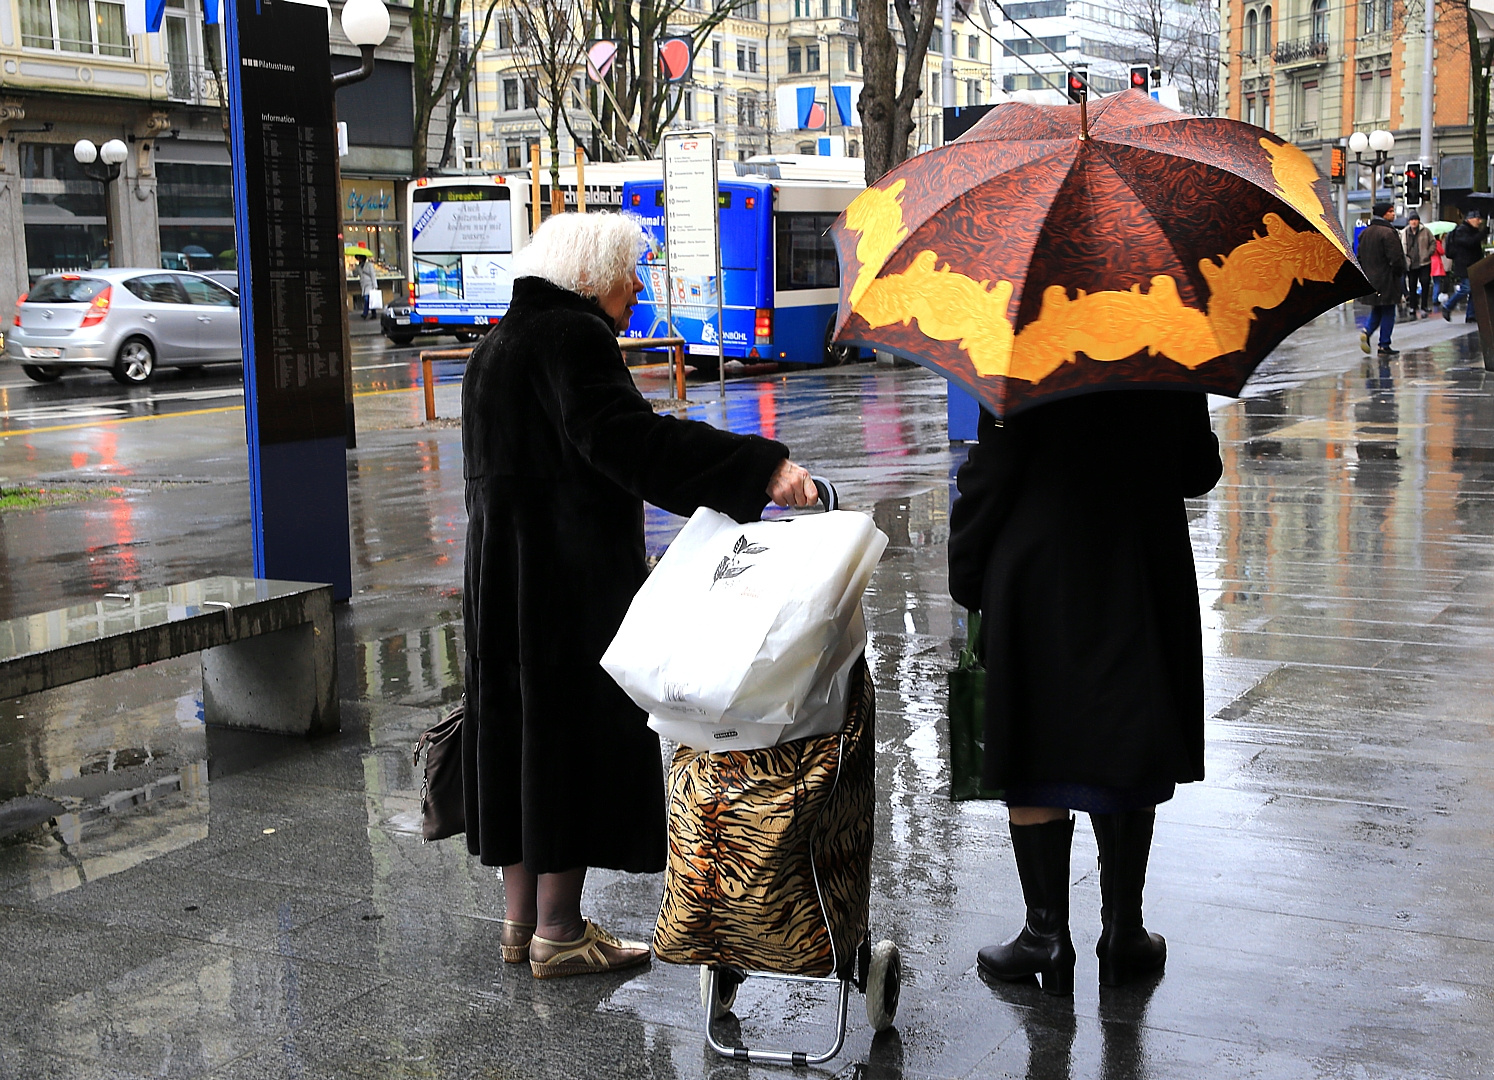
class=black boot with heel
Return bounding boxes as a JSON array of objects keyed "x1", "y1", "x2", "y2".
[
  {"x1": 1090, "y1": 808, "x2": 1167, "y2": 987},
  {"x1": 977, "y1": 815, "x2": 1076, "y2": 996}
]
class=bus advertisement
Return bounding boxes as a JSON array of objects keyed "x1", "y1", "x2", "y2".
[{"x1": 620, "y1": 176, "x2": 865, "y2": 367}]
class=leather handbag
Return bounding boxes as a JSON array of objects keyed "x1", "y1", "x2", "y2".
[
  {"x1": 414, "y1": 695, "x2": 466, "y2": 841},
  {"x1": 948, "y1": 612, "x2": 1003, "y2": 802}
]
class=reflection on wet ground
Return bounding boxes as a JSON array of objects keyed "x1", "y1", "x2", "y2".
[{"x1": 2, "y1": 320, "x2": 1494, "y2": 1078}]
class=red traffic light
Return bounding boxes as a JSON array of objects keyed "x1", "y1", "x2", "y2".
[{"x1": 1129, "y1": 64, "x2": 1149, "y2": 90}]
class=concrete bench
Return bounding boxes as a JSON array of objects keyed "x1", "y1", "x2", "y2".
[{"x1": 0, "y1": 577, "x2": 338, "y2": 736}]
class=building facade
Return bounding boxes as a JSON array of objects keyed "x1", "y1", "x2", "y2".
[
  {"x1": 0, "y1": 0, "x2": 445, "y2": 315},
  {"x1": 1219, "y1": 0, "x2": 1480, "y2": 219}
]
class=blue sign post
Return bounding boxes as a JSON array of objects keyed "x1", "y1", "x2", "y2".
[{"x1": 224, "y1": 0, "x2": 353, "y2": 600}]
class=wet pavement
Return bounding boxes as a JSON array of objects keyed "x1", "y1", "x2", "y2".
[{"x1": 1, "y1": 312, "x2": 1493, "y2": 1078}]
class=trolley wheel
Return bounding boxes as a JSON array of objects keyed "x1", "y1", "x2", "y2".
[
  {"x1": 864, "y1": 940, "x2": 901, "y2": 1032},
  {"x1": 700, "y1": 965, "x2": 741, "y2": 1019}
]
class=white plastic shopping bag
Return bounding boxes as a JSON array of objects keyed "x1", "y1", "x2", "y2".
[{"x1": 601, "y1": 507, "x2": 888, "y2": 748}]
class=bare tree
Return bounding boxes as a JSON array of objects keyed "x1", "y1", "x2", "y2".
[
  {"x1": 859, "y1": 0, "x2": 940, "y2": 183},
  {"x1": 587, "y1": 0, "x2": 743, "y2": 160},
  {"x1": 1110, "y1": 0, "x2": 1217, "y2": 115},
  {"x1": 508, "y1": 0, "x2": 595, "y2": 193},
  {"x1": 1459, "y1": 0, "x2": 1494, "y2": 191},
  {"x1": 411, "y1": 0, "x2": 503, "y2": 177}
]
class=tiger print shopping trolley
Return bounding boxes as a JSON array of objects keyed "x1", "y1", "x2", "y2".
[{"x1": 652, "y1": 655, "x2": 902, "y2": 1066}]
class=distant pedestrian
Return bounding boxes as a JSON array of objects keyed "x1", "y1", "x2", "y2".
[
  {"x1": 1357, "y1": 202, "x2": 1406, "y2": 357},
  {"x1": 1431, "y1": 235, "x2": 1447, "y2": 302},
  {"x1": 1402, "y1": 212, "x2": 1435, "y2": 318},
  {"x1": 948, "y1": 390, "x2": 1223, "y2": 995},
  {"x1": 356, "y1": 254, "x2": 378, "y2": 319},
  {"x1": 1441, "y1": 209, "x2": 1488, "y2": 323},
  {"x1": 460, "y1": 211, "x2": 820, "y2": 979}
]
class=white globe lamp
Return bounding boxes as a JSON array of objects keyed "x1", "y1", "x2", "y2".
[
  {"x1": 99, "y1": 139, "x2": 128, "y2": 166},
  {"x1": 73, "y1": 139, "x2": 99, "y2": 164},
  {"x1": 1368, "y1": 129, "x2": 1394, "y2": 153},
  {"x1": 1348, "y1": 131, "x2": 1369, "y2": 155},
  {"x1": 341, "y1": 0, "x2": 390, "y2": 47}
]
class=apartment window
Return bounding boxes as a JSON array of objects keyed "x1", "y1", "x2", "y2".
[
  {"x1": 506, "y1": 144, "x2": 523, "y2": 170},
  {"x1": 712, "y1": 39, "x2": 721, "y2": 68},
  {"x1": 737, "y1": 44, "x2": 747, "y2": 70},
  {"x1": 840, "y1": 0, "x2": 853, "y2": 14},
  {"x1": 968, "y1": 34, "x2": 979, "y2": 59},
  {"x1": 1381, "y1": 0, "x2": 1393, "y2": 31},
  {"x1": 1003, "y1": 0, "x2": 1063, "y2": 14},
  {"x1": 739, "y1": 96, "x2": 759, "y2": 127},
  {"x1": 846, "y1": 41, "x2": 857, "y2": 69},
  {"x1": 497, "y1": 19, "x2": 511, "y2": 49},
  {"x1": 1245, "y1": 9, "x2": 1257, "y2": 55},
  {"x1": 806, "y1": 44, "x2": 820, "y2": 71},
  {"x1": 522, "y1": 78, "x2": 538, "y2": 109},
  {"x1": 1262, "y1": 91, "x2": 1271, "y2": 128},
  {"x1": 966, "y1": 78, "x2": 980, "y2": 105},
  {"x1": 794, "y1": 0, "x2": 811, "y2": 14},
  {"x1": 1246, "y1": 95, "x2": 1257, "y2": 125},
  {"x1": 572, "y1": 76, "x2": 584, "y2": 110},
  {"x1": 1376, "y1": 67, "x2": 1391, "y2": 119},
  {"x1": 503, "y1": 78, "x2": 518, "y2": 111},
  {"x1": 748, "y1": 46, "x2": 759, "y2": 72},
  {"x1": 739, "y1": 0, "x2": 759, "y2": 17},
  {"x1": 1311, "y1": 0, "x2": 1328, "y2": 40},
  {"x1": 683, "y1": 90, "x2": 694, "y2": 120},
  {"x1": 1002, "y1": 35, "x2": 1066, "y2": 57},
  {"x1": 788, "y1": 45, "x2": 802, "y2": 73},
  {"x1": 1300, "y1": 79, "x2": 1319, "y2": 129},
  {"x1": 1262, "y1": 5, "x2": 1272, "y2": 50},
  {"x1": 1357, "y1": 72, "x2": 1373, "y2": 121},
  {"x1": 21, "y1": 0, "x2": 130, "y2": 56},
  {"x1": 714, "y1": 90, "x2": 724, "y2": 122}
]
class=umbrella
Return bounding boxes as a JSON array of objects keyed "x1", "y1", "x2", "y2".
[
  {"x1": 831, "y1": 91, "x2": 1370, "y2": 419},
  {"x1": 1427, "y1": 221, "x2": 1456, "y2": 237},
  {"x1": 345, "y1": 244, "x2": 374, "y2": 257}
]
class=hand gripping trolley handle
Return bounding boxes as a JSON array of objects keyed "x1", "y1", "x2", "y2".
[{"x1": 654, "y1": 477, "x2": 902, "y2": 1066}]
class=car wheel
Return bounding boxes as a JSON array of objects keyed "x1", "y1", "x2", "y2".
[
  {"x1": 823, "y1": 318, "x2": 854, "y2": 367},
  {"x1": 454, "y1": 330, "x2": 483, "y2": 343},
  {"x1": 112, "y1": 337, "x2": 156, "y2": 385},
  {"x1": 389, "y1": 335, "x2": 415, "y2": 347},
  {"x1": 21, "y1": 364, "x2": 63, "y2": 383}
]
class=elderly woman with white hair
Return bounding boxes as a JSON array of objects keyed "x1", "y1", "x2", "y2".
[{"x1": 461, "y1": 211, "x2": 818, "y2": 979}]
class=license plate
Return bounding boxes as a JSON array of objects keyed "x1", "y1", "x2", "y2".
[
  {"x1": 25, "y1": 347, "x2": 62, "y2": 359},
  {"x1": 394, "y1": 317, "x2": 410, "y2": 325}
]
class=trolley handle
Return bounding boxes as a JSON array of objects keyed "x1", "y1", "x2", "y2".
[{"x1": 811, "y1": 476, "x2": 838, "y2": 512}]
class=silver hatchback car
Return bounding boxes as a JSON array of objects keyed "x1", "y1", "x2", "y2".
[{"x1": 6, "y1": 268, "x2": 241, "y2": 385}]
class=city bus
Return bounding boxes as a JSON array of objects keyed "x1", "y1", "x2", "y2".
[
  {"x1": 389, "y1": 175, "x2": 525, "y2": 345},
  {"x1": 620, "y1": 175, "x2": 866, "y2": 367}
]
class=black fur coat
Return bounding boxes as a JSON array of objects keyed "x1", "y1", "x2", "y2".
[
  {"x1": 460, "y1": 276, "x2": 788, "y2": 874},
  {"x1": 948, "y1": 391, "x2": 1222, "y2": 793}
]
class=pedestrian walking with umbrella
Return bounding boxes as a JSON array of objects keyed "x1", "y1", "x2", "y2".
[{"x1": 831, "y1": 91, "x2": 1369, "y2": 994}]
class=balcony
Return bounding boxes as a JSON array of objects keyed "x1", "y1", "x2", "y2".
[
  {"x1": 1273, "y1": 34, "x2": 1329, "y2": 65},
  {"x1": 165, "y1": 62, "x2": 228, "y2": 106}
]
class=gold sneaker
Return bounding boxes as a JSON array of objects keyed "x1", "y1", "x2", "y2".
[
  {"x1": 528, "y1": 920, "x2": 651, "y2": 979},
  {"x1": 500, "y1": 920, "x2": 535, "y2": 964}
]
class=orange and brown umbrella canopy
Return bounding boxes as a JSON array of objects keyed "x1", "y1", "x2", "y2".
[{"x1": 831, "y1": 91, "x2": 1370, "y2": 419}]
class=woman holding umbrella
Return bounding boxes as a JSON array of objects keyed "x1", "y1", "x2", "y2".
[
  {"x1": 948, "y1": 392, "x2": 1221, "y2": 993},
  {"x1": 829, "y1": 91, "x2": 1369, "y2": 993}
]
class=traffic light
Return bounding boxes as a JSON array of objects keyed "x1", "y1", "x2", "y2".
[
  {"x1": 1151, "y1": 67, "x2": 1162, "y2": 88},
  {"x1": 1404, "y1": 161, "x2": 1424, "y2": 207},
  {"x1": 1067, "y1": 67, "x2": 1088, "y2": 104},
  {"x1": 1129, "y1": 64, "x2": 1149, "y2": 92}
]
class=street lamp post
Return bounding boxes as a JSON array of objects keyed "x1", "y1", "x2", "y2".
[
  {"x1": 73, "y1": 138, "x2": 128, "y2": 267},
  {"x1": 1349, "y1": 128, "x2": 1395, "y2": 209},
  {"x1": 329, "y1": 0, "x2": 391, "y2": 449}
]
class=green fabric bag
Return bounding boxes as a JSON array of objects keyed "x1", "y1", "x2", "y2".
[{"x1": 947, "y1": 611, "x2": 1003, "y2": 802}]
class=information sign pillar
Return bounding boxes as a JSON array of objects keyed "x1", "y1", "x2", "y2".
[{"x1": 224, "y1": 0, "x2": 353, "y2": 600}]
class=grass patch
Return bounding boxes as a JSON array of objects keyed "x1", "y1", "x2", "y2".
[{"x1": 0, "y1": 485, "x2": 111, "y2": 512}]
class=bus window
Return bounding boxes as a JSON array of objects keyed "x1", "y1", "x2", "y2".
[{"x1": 774, "y1": 212, "x2": 839, "y2": 291}]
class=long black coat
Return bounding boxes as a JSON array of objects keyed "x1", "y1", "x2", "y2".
[
  {"x1": 461, "y1": 277, "x2": 788, "y2": 874},
  {"x1": 1446, "y1": 221, "x2": 1487, "y2": 279},
  {"x1": 1357, "y1": 218, "x2": 1407, "y2": 306},
  {"x1": 947, "y1": 391, "x2": 1222, "y2": 792}
]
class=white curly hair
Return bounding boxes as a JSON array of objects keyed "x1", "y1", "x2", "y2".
[{"x1": 512, "y1": 211, "x2": 647, "y2": 299}]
